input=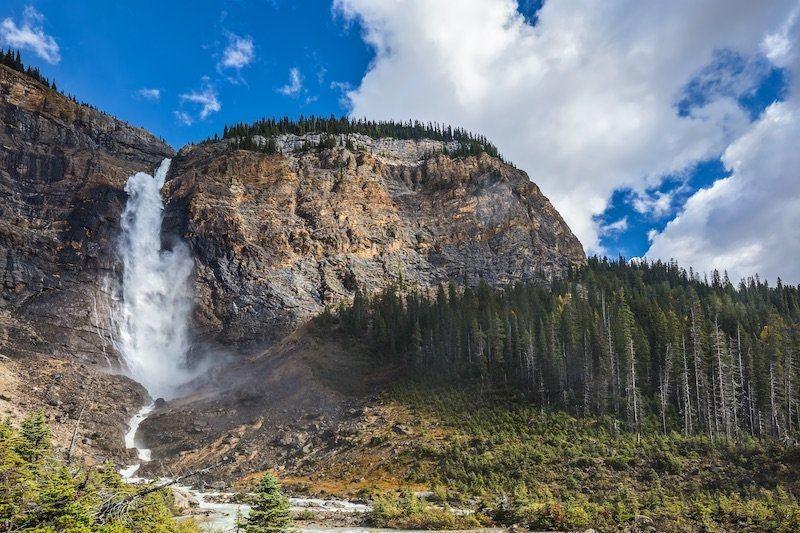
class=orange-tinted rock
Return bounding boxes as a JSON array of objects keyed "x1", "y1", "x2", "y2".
[{"x1": 165, "y1": 136, "x2": 585, "y2": 347}]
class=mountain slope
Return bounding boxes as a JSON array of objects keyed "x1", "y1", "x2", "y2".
[
  {"x1": 0, "y1": 61, "x2": 585, "y2": 467},
  {"x1": 165, "y1": 134, "x2": 585, "y2": 348},
  {"x1": 0, "y1": 64, "x2": 174, "y2": 463}
]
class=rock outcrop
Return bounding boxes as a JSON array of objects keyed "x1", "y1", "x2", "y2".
[
  {"x1": 0, "y1": 62, "x2": 585, "y2": 467},
  {"x1": 0, "y1": 63, "x2": 173, "y2": 360},
  {"x1": 165, "y1": 134, "x2": 585, "y2": 347},
  {"x1": 0, "y1": 64, "x2": 173, "y2": 462}
]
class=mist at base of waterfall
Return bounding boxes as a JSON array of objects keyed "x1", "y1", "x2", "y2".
[{"x1": 113, "y1": 158, "x2": 198, "y2": 399}]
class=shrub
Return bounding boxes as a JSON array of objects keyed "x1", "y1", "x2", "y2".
[
  {"x1": 0, "y1": 412, "x2": 196, "y2": 532},
  {"x1": 369, "y1": 491, "x2": 484, "y2": 530}
]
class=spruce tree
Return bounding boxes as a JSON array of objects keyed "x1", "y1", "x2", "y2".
[
  {"x1": 321, "y1": 256, "x2": 800, "y2": 440},
  {"x1": 16, "y1": 410, "x2": 50, "y2": 463},
  {"x1": 242, "y1": 472, "x2": 293, "y2": 532}
]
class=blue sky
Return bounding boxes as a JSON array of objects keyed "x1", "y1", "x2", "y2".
[
  {"x1": 2, "y1": 1, "x2": 798, "y2": 282},
  {"x1": 1, "y1": 1, "x2": 372, "y2": 147},
  {"x1": 596, "y1": 62, "x2": 788, "y2": 259}
]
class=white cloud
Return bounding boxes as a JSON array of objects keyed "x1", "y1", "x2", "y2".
[
  {"x1": 0, "y1": 6, "x2": 60, "y2": 64},
  {"x1": 174, "y1": 110, "x2": 194, "y2": 126},
  {"x1": 330, "y1": 80, "x2": 353, "y2": 109},
  {"x1": 334, "y1": 0, "x2": 797, "y2": 254},
  {"x1": 646, "y1": 5, "x2": 800, "y2": 284},
  {"x1": 220, "y1": 33, "x2": 255, "y2": 70},
  {"x1": 278, "y1": 67, "x2": 303, "y2": 96},
  {"x1": 647, "y1": 100, "x2": 800, "y2": 284},
  {"x1": 601, "y1": 217, "x2": 629, "y2": 235},
  {"x1": 177, "y1": 78, "x2": 221, "y2": 123},
  {"x1": 761, "y1": 5, "x2": 799, "y2": 64},
  {"x1": 136, "y1": 88, "x2": 161, "y2": 101},
  {"x1": 330, "y1": 81, "x2": 351, "y2": 92},
  {"x1": 631, "y1": 187, "x2": 686, "y2": 219}
]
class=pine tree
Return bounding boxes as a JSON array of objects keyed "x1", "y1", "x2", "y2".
[
  {"x1": 16, "y1": 410, "x2": 50, "y2": 463},
  {"x1": 410, "y1": 318, "x2": 423, "y2": 368},
  {"x1": 322, "y1": 257, "x2": 800, "y2": 441},
  {"x1": 242, "y1": 473, "x2": 293, "y2": 532}
]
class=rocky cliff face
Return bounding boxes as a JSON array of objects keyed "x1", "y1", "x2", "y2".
[
  {"x1": 139, "y1": 135, "x2": 584, "y2": 479},
  {"x1": 0, "y1": 64, "x2": 173, "y2": 359},
  {"x1": 165, "y1": 134, "x2": 585, "y2": 348},
  {"x1": 0, "y1": 64, "x2": 173, "y2": 462},
  {"x1": 0, "y1": 62, "x2": 585, "y2": 468}
]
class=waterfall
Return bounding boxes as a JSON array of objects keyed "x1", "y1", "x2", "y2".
[{"x1": 114, "y1": 158, "x2": 195, "y2": 398}]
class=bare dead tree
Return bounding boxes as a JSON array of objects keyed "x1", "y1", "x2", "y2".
[
  {"x1": 66, "y1": 402, "x2": 87, "y2": 465},
  {"x1": 713, "y1": 318, "x2": 731, "y2": 439},
  {"x1": 583, "y1": 330, "x2": 593, "y2": 417},
  {"x1": 784, "y1": 346, "x2": 795, "y2": 434},
  {"x1": 729, "y1": 330, "x2": 742, "y2": 438},
  {"x1": 770, "y1": 361, "x2": 783, "y2": 438},
  {"x1": 746, "y1": 345, "x2": 757, "y2": 437},
  {"x1": 690, "y1": 303, "x2": 706, "y2": 436},
  {"x1": 95, "y1": 459, "x2": 229, "y2": 524},
  {"x1": 659, "y1": 344, "x2": 673, "y2": 435},
  {"x1": 602, "y1": 293, "x2": 619, "y2": 416},
  {"x1": 681, "y1": 337, "x2": 693, "y2": 435},
  {"x1": 626, "y1": 338, "x2": 640, "y2": 440}
]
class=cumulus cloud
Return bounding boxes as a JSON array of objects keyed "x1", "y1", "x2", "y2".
[
  {"x1": 220, "y1": 33, "x2": 255, "y2": 70},
  {"x1": 136, "y1": 88, "x2": 161, "y2": 101},
  {"x1": 334, "y1": 0, "x2": 797, "y2": 254},
  {"x1": 761, "y1": 5, "x2": 799, "y2": 64},
  {"x1": 647, "y1": 12, "x2": 800, "y2": 284},
  {"x1": 0, "y1": 6, "x2": 60, "y2": 64},
  {"x1": 647, "y1": 101, "x2": 800, "y2": 283},
  {"x1": 601, "y1": 217, "x2": 629, "y2": 235},
  {"x1": 631, "y1": 186, "x2": 688, "y2": 219},
  {"x1": 177, "y1": 78, "x2": 221, "y2": 123},
  {"x1": 278, "y1": 67, "x2": 303, "y2": 96},
  {"x1": 173, "y1": 110, "x2": 194, "y2": 126}
]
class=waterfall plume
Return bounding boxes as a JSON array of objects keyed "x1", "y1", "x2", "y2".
[{"x1": 114, "y1": 158, "x2": 195, "y2": 398}]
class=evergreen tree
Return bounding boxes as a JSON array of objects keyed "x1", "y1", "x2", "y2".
[
  {"x1": 328, "y1": 256, "x2": 800, "y2": 441},
  {"x1": 215, "y1": 115, "x2": 503, "y2": 160},
  {"x1": 241, "y1": 473, "x2": 293, "y2": 532},
  {"x1": 16, "y1": 410, "x2": 50, "y2": 463},
  {"x1": 1, "y1": 47, "x2": 56, "y2": 89},
  {"x1": 0, "y1": 414, "x2": 196, "y2": 531}
]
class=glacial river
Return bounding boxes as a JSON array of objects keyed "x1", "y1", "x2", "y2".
[{"x1": 119, "y1": 406, "x2": 397, "y2": 532}]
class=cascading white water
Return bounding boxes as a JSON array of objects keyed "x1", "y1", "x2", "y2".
[{"x1": 114, "y1": 158, "x2": 194, "y2": 399}]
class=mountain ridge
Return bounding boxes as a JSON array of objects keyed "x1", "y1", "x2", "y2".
[
  {"x1": 165, "y1": 132, "x2": 585, "y2": 348},
  {"x1": 0, "y1": 62, "x2": 584, "y2": 463}
]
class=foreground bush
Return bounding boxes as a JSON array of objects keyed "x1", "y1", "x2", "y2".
[
  {"x1": 390, "y1": 384, "x2": 800, "y2": 531},
  {"x1": 0, "y1": 411, "x2": 197, "y2": 532},
  {"x1": 368, "y1": 490, "x2": 486, "y2": 530}
]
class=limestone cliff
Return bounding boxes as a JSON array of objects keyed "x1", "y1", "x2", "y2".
[
  {"x1": 0, "y1": 64, "x2": 173, "y2": 462},
  {"x1": 165, "y1": 134, "x2": 585, "y2": 348},
  {"x1": 0, "y1": 62, "x2": 584, "y2": 467}
]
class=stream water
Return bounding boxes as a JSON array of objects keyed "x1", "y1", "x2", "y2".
[
  {"x1": 119, "y1": 403, "x2": 155, "y2": 481},
  {"x1": 119, "y1": 408, "x2": 383, "y2": 532}
]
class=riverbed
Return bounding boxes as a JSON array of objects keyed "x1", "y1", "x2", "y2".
[
  {"x1": 120, "y1": 405, "x2": 383, "y2": 532},
  {"x1": 120, "y1": 406, "x2": 501, "y2": 532}
]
